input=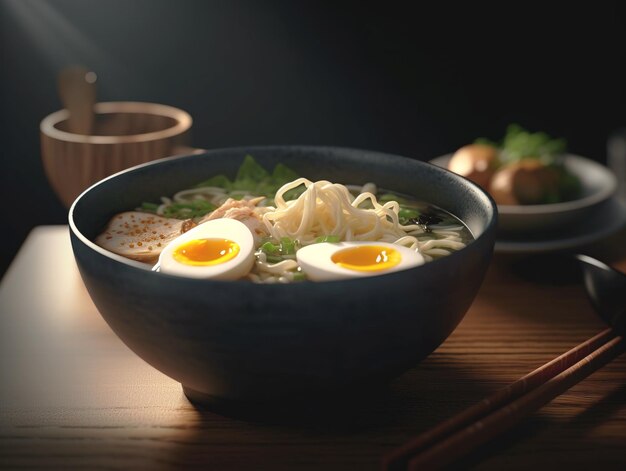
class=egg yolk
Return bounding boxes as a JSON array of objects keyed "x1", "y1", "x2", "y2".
[
  {"x1": 331, "y1": 245, "x2": 401, "y2": 272},
  {"x1": 173, "y1": 238, "x2": 240, "y2": 266}
]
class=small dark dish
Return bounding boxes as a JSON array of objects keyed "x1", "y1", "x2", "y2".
[{"x1": 69, "y1": 146, "x2": 497, "y2": 405}]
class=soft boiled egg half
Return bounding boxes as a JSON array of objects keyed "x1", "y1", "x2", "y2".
[
  {"x1": 158, "y1": 218, "x2": 255, "y2": 280},
  {"x1": 296, "y1": 241, "x2": 424, "y2": 281}
]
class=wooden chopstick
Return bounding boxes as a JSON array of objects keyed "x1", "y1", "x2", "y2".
[{"x1": 382, "y1": 328, "x2": 625, "y2": 470}]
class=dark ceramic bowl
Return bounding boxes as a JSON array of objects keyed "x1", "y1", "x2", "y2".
[{"x1": 69, "y1": 146, "x2": 497, "y2": 405}]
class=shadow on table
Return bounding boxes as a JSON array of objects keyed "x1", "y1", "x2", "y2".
[
  {"x1": 479, "y1": 256, "x2": 602, "y2": 328},
  {"x1": 162, "y1": 348, "x2": 626, "y2": 469},
  {"x1": 184, "y1": 361, "x2": 494, "y2": 431},
  {"x1": 458, "y1": 380, "x2": 626, "y2": 470},
  {"x1": 495, "y1": 227, "x2": 626, "y2": 287},
  {"x1": 161, "y1": 361, "x2": 496, "y2": 470}
]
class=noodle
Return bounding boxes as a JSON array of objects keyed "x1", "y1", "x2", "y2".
[
  {"x1": 263, "y1": 179, "x2": 410, "y2": 245},
  {"x1": 138, "y1": 176, "x2": 470, "y2": 283}
]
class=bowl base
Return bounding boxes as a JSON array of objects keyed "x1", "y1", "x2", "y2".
[
  {"x1": 181, "y1": 382, "x2": 394, "y2": 424},
  {"x1": 182, "y1": 384, "x2": 327, "y2": 412},
  {"x1": 182, "y1": 385, "x2": 224, "y2": 406}
]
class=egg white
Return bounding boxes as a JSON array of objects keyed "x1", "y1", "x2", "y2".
[
  {"x1": 158, "y1": 218, "x2": 255, "y2": 280},
  {"x1": 296, "y1": 241, "x2": 424, "y2": 281}
]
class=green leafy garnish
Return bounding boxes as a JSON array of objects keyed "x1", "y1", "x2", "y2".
[
  {"x1": 195, "y1": 154, "x2": 301, "y2": 200},
  {"x1": 314, "y1": 235, "x2": 341, "y2": 243},
  {"x1": 194, "y1": 174, "x2": 232, "y2": 189},
  {"x1": 236, "y1": 154, "x2": 270, "y2": 181},
  {"x1": 292, "y1": 271, "x2": 307, "y2": 281},
  {"x1": 260, "y1": 237, "x2": 300, "y2": 264},
  {"x1": 162, "y1": 200, "x2": 216, "y2": 219},
  {"x1": 476, "y1": 124, "x2": 566, "y2": 165},
  {"x1": 265, "y1": 255, "x2": 284, "y2": 264},
  {"x1": 378, "y1": 193, "x2": 406, "y2": 204},
  {"x1": 474, "y1": 137, "x2": 499, "y2": 148},
  {"x1": 140, "y1": 200, "x2": 217, "y2": 218},
  {"x1": 500, "y1": 124, "x2": 566, "y2": 164},
  {"x1": 272, "y1": 163, "x2": 299, "y2": 185},
  {"x1": 280, "y1": 237, "x2": 296, "y2": 255},
  {"x1": 559, "y1": 170, "x2": 582, "y2": 201},
  {"x1": 260, "y1": 241, "x2": 280, "y2": 255},
  {"x1": 140, "y1": 202, "x2": 159, "y2": 212},
  {"x1": 282, "y1": 183, "x2": 307, "y2": 202},
  {"x1": 398, "y1": 207, "x2": 420, "y2": 225}
]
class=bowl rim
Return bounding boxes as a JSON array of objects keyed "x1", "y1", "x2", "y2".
[
  {"x1": 69, "y1": 145, "x2": 498, "y2": 282},
  {"x1": 431, "y1": 153, "x2": 617, "y2": 215},
  {"x1": 40, "y1": 101, "x2": 193, "y2": 144}
]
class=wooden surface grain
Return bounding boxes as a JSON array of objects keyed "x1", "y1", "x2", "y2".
[{"x1": 1, "y1": 226, "x2": 625, "y2": 470}]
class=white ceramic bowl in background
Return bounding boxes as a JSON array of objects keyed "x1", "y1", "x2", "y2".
[{"x1": 430, "y1": 154, "x2": 617, "y2": 234}]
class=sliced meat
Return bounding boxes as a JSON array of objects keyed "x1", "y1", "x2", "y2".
[
  {"x1": 95, "y1": 211, "x2": 196, "y2": 264},
  {"x1": 201, "y1": 197, "x2": 264, "y2": 221},
  {"x1": 200, "y1": 197, "x2": 267, "y2": 241}
]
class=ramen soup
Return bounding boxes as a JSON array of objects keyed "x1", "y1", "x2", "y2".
[{"x1": 95, "y1": 156, "x2": 473, "y2": 283}]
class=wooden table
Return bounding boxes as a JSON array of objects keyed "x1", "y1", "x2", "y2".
[{"x1": 1, "y1": 226, "x2": 625, "y2": 470}]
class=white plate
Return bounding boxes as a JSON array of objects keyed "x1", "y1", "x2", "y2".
[{"x1": 494, "y1": 197, "x2": 626, "y2": 253}]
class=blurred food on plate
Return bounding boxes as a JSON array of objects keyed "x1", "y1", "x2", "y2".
[{"x1": 448, "y1": 124, "x2": 581, "y2": 205}]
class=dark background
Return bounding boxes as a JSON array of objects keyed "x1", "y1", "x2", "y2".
[{"x1": 1, "y1": 0, "x2": 625, "y2": 276}]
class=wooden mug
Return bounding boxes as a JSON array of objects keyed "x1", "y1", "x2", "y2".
[{"x1": 40, "y1": 101, "x2": 194, "y2": 207}]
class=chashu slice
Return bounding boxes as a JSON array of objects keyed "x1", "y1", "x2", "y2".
[
  {"x1": 198, "y1": 197, "x2": 267, "y2": 242},
  {"x1": 95, "y1": 211, "x2": 196, "y2": 264}
]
